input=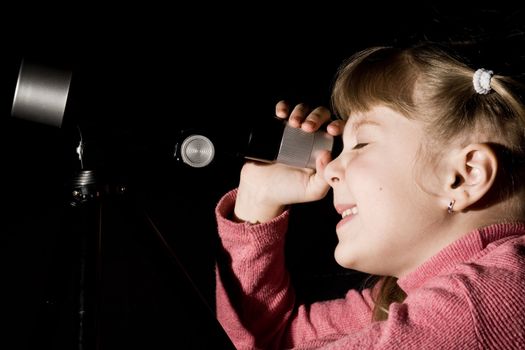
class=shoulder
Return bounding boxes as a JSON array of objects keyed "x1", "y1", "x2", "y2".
[
  {"x1": 397, "y1": 236, "x2": 525, "y2": 347},
  {"x1": 455, "y1": 234, "x2": 525, "y2": 288},
  {"x1": 444, "y1": 235, "x2": 525, "y2": 347},
  {"x1": 455, "y1": 233, "x2": 525, "y2": 304}
]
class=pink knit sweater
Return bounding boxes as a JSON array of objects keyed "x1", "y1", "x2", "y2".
[{"x1": 215, "y1": 189, "x2": 525, "y2": 349}]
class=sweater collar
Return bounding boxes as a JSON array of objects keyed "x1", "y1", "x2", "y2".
[{"x1": 398, "y1": 222, "x2": 525, "y2": 293}]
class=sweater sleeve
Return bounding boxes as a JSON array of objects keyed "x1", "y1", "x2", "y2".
[{"x1": 214, "y1": 189, "x2": 375, "y2": 349}]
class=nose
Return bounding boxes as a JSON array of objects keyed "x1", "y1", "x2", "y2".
[{"x1": 324, "y1": 155, "x2": 343, "y2": 186}]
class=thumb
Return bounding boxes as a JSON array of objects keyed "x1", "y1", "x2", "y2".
[
  {"x1": 305, "y1": 151, "x2": 332, "y2": 201},
  {"x1": 316, "y1": 150, "x2": 332, "y2": 172}
]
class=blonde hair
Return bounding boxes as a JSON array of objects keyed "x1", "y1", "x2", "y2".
[
  {"x1": 332, "y1": 45, "x2": 525, "y2": 147},
  {"x1": 331, "y1": 44, "x2": 525, "y2": 321}
]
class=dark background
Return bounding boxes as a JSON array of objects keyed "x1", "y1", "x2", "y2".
[{"x1": 1, "y1": 4, "x2": 523, "y2": 349}]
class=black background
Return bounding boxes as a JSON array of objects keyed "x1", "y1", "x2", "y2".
[{"x1": 2, "y1": 4, "x2": 523, "y2": 349}]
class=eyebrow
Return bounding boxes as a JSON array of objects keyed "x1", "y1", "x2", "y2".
[{"x1": 349, "y1": 117, "x2": 381, "y2": 132}]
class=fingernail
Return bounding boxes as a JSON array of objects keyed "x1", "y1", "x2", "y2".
[{"x1": 303, "y1": 120, "x2": 315, "y2": 129}]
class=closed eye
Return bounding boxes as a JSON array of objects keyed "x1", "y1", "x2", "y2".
[{"x1": 352, "y1": 143, "x2": 368, "y2": 150}]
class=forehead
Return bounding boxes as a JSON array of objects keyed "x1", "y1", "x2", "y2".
[{"x1": 346, "y1": 114, "x2": 380, "y2": 133}]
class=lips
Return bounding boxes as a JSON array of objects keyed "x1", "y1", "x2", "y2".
[{"x1": 335, "y1": 204, "x2": 358, "y2": 230}]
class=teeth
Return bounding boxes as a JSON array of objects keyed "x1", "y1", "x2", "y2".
[{"x1": 342, "y1": 207, "x2": 358, "y2": 219}]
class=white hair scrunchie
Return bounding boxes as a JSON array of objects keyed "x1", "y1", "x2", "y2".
[{"x1": 473, "y1": 68, "x2": 494, "y2": 95}]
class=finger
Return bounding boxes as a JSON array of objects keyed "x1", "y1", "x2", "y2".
[
  {"x1": 275, "y1": 100, "x2": 289, "y2": 119},
  {"x1": 316, "y1": 149, "x2": 332, "y2": 173},
  {"x1": 288, "y1": 103, "x2": 310, "y2": 127},
  {"x1": 301, "y1": 106, "x2": 332, "y2": 132},
  {"x1": 326, "y1": 119, "x2": 346, "y2": 136}
]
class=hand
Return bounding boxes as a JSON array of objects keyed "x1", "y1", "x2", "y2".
[
  {"x1": 278, "y1": 100, "x2": 346, "y2": 136},
  {"x1": 233, "y1": 100, "x2": 345, "y2": 224}
]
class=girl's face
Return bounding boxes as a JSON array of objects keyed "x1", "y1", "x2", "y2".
[{"x1": 324, "y1": 105, "x2": 446, "y2": 277}]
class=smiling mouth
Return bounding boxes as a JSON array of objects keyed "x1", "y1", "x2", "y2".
[{"x1": 341, "y1": 206, "x2": 358, "y2": 219}]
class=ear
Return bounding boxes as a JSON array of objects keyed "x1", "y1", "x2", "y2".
[{"x1": 443, "y1": 143, "x2": 498, "y2": 212}]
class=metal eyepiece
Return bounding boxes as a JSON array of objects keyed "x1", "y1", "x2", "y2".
[{"x1": 177, "y1": 134, "x2": 215, "y2": 168}]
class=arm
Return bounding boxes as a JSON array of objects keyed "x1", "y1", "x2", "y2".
[
  {"x1": 215, "y1": 189, "x2": 376, "y2": 349},
  {"x1": 215, "y1": 189, "x2": 294, "y2": 348}
]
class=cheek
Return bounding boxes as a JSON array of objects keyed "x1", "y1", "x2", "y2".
[
  {"x1": 346, "y1": 157, "x2": 390, "y2": 192},
  {"x1": 350, "y1": 160, "x2": 411, "y2": 219}
]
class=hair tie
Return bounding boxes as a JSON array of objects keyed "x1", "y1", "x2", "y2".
[{"x1": 473, "y1": 68, "x2": 493, "y2": 95}]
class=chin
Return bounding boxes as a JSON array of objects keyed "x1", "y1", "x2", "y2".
[{"x1": 333, "y1": 245, "x2": 356, "y2": 269}]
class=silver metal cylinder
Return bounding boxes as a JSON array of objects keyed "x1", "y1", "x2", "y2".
[
  {"x1": 11, "y1": 60, "x2": 72, "y2": 128},
  {"x1": 276, "y1": 124, "x2": 334, "y2": 169}
]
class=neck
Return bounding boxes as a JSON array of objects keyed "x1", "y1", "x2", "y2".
[{"x1": 396, "y1": 203, "x2": 517, "y2": 278}]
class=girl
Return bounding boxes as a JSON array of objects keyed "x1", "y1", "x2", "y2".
[{"x1": 214, "y1": 43, "x2": 525, "y2": 349}]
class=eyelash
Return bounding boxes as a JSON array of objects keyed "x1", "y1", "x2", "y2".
[{"x1": 352, "y1": 143, "x2": 368, "y2": 150}]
